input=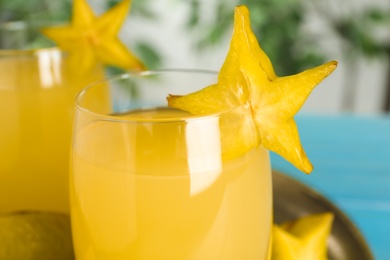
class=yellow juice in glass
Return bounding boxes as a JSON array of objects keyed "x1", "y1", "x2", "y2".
[
  {"x1": 71, "y1": 71, "x2": 273, "y2": 259},
  {"x1": 0, "y1": 49, "x2": 103, "y2": 213}
]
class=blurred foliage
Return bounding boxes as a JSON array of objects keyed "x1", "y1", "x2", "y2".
[
  {"x1": 0, "y1": 0, "x2": 71, "y2": 22},
  {"x1": 185, "y1": 0, "x2": 326, "y2": 76},
  {"x1": 106, "y1": 0, "x2": 158, "y2": 19},
  {"x1": 308, "y1": 2, "x2": 390, "y2": 110},
  {"x1": 331, "y1": 8, "x2": 390, "y2": 58},
  {"x1": 184, "y1": 0, "x2": 390, "y2": 77},
  {"x1": 1, "y1": 0, "x2": 389, "y2": 95},
  {"x1": 0, "y1": 0, "x2": 72, "y2": 48},
  {"x1": 0, "y1": 0, "x2": 161, "y2": 70},
  {"x1": 303, "y1": 1, "x2": 390, "y2": 60}
]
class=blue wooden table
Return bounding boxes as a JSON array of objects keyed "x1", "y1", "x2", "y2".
[{"x1": 271, "y1": 114, "x2": 390, "y2": 260}]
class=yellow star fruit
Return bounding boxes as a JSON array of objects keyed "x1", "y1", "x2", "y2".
[
  {"x1": 42, "y1": 0, "x2": 145, "y2": 72},
  {"x1": 167, "y1": 5, "x2": 337, "y2": 173},
  {"x1": 272, "y1": 212, "x2": 334, "y2": 260}
]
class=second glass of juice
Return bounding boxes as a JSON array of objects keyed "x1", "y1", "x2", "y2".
[
  {"x1": 71, "y1": 70, "x2": 273, "y2": 259},
  {"x1": 0, "y1": 48, "x2": 104, "y2": 213}
]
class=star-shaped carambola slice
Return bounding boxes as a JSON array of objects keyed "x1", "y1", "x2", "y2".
[
  {"x1": 42, "y1": 0, "x2": 145, "y2": 72},
  {"x1": 272, "y1": 212, "x2": 334, "y2": 260},
  {"x1": 167, "y1": 5, "x2": 337, "y2": 173}
]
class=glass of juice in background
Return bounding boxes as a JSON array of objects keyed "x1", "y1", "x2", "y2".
[
  {"x1": 0, "y1": 48, "x2": 104, "y2": 213},
  {"x1": 71, "y1": 70, "x2": 273, "y2": 259}
]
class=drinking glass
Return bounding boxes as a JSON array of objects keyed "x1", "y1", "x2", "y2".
[
  {"x1": 71, "y1": 70, "x2": 273, "y2": 259},
  {"x1": 0, "y1": 48, "x2": 104, "y2": 213}
]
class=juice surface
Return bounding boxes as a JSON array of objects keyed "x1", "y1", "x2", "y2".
[
  {"x1": 0, "y1": 52, "x2": 103, "y2": 213},
  {"x1": 71, "y1": 108, "x2": 272, "y2": 259}
]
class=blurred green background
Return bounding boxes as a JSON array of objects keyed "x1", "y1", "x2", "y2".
[{"x1": 1, "y1": 0, "x2": 389, "y2": 113}]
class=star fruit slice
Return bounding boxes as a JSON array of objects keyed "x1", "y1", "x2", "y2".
[
  {"x1": 167, "y1": 5, "x2": 337, "y2": 173},
  {"x1": 272, "y1": 212, "x2": 334, "y2": 260},
  {"x1": 42, "y1": 0, "x2": 145, "y2": 72}
]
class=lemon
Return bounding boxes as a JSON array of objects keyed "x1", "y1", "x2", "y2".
[
  {"x1": 167, "y1": 5, "x2": 337, "y2": 173},
  {"x1": 272, "y1": 212, "x2": 334, "y2": 260},
  {"x1": 0, "y1": 211, "x2": 75, "y2": 260}
]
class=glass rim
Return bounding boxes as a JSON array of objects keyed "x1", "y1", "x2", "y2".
[
  {"x1": 75, "y1": 69, "x2": 247, "y2": 124},
  {"x1": 0, "y1": 47, "x2": 63, "y2": 57}
]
